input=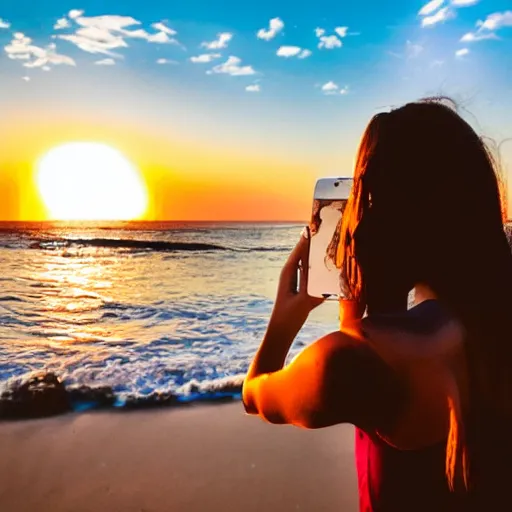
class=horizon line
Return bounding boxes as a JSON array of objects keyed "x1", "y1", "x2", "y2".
[{"x1": 0, "y1": 219, "x2": 309, "y2": 223}]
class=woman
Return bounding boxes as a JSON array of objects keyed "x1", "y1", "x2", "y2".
[{"x1": 242, "y1": 98, "x2": 512, "y2": 511}]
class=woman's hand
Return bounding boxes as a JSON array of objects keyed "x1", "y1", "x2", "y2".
[
  {"x1": 268, "y1": 227, "x2": 325, "y2": 334},
  {"x1": 243, "y1": 228, "x2": 324, "y2": 394}
]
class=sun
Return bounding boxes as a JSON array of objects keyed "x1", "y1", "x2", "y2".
[{"x1": 36, "y1": 142, "x2": 148, "y2": 221}]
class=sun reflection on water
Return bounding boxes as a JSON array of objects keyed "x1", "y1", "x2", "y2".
[{"x1": 0, "y1": 223, "x2": 340, "y2": 401}]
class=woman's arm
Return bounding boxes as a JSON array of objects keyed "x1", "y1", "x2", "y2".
[
  {"x1": 243, "y1": 326, "x2": 354, "y2": 428},
  {"x1": 242, "y1": 230, "x2": 402, "y2": 431},
  {"x1": 242, "y1": 324, "x2": 404, "y2": 431},
  {"x1": 242, "y1": 230, "x2": 331, "y2": 427}
]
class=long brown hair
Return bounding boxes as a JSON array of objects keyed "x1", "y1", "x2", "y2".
[{"x1": 331, "y1": 98, "x2": 512, "y2": 490}]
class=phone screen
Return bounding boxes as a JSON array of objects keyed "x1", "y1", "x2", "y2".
[{"x1": 307, "y1": 178, "x2": 352, "y2": 299}]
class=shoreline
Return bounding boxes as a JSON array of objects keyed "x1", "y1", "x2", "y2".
[{"x1": 0, "y1": 402, "x2": 358, "y2": 512}]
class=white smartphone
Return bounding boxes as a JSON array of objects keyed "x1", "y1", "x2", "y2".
[{"x1": 307, "y1": 177, "x2": 353, "y2": 299}]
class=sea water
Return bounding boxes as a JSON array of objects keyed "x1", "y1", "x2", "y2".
[{"x1": 0, "y1": 221, "x2": 340, "y2": 413}]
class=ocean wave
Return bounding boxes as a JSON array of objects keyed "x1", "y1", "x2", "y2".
[
  {"x1": 31, "y1": 238, "x2": 230, "y2": 252},
  {"x1": 0, "y1": 371, "x2": 243, "y2": 419},
  {"x1": 177, "y1": 375, "x2": 244, "y2": 398},
  {"x1": 28, "y1": 237, "x2": 287, "y2": 253},
  {"x1": 0, "y1": 295, "x2": 25, "y2": 303}
]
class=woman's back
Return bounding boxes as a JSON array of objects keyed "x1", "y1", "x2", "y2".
[{"x1": 354, "y1": 298, "x2": 512, "y2": 511}]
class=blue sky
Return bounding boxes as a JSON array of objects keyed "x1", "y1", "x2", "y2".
[{"x1": 1, "y1": 0, "x2": 512, "y2": 218}]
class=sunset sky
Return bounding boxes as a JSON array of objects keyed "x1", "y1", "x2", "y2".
[{"x1": 0, "y1": 0, "x2": 511, "y2": 221}]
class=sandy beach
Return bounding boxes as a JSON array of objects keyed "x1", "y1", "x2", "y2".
[{"x1": 0, "y1": 402, "x2": 358, "y2": 512}]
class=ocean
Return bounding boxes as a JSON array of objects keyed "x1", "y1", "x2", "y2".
[{"x1": 0, "y1": 221, "x2": 340, "y2": 416}]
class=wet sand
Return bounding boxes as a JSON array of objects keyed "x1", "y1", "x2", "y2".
[{"x1": 0, "y1": 402, "x2": 358, "y2": 512}]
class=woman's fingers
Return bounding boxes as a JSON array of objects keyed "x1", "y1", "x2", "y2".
[
  {"x1": 278, "y1": 226, "x2": 323, "y2": 308},
  {"x1": 298, "y1": 260, "x2": 306, "y2": 295},
  {"x1": 298, "y1": 227, "x2": 311, "y2": 295},
  {"x1": 280, "y1": 228, "x2": 309, "y2": 287}
]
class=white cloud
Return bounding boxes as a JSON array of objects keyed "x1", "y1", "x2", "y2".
[
  {"x1": 455, "y1": 48, "x2": 469, "y2": 57},
  {"x1": 69, "y1": 10, "x2": 84, "y2": 19},
  {"x1": 151, "y1": 21, "x2": 177, "y2": 36},
  {"x1": 477, "y1": 11, "x2": 512, "y2": 31},
  {"x1": 460, "y1": 31, "x2": 498, "y2": 42},
  {"x1": 419, "y1": 0, "x2": 445, "y2": 16},
  {"x1": 143, "y1": 31, "x2": 175, "y2": 43},
  {"x1": 419, "y1": 0, "x2": 478, "y2": 28},
  {"x1": 430, "y1": 59, "x2": 445, "y2": 67},
  {"x1": 42, "y1": 65, "x2": 51, "y2": 71},
  {"x1": 320, "y1": 81, "x2": 349, "y2": 96},
  {"x1": 422, "y1": 6, "x2": 454, "y2": 27},
  {"x1": 334, "y1": 26, "x2": 348, "y2": 38},
  {"x1": 257, "y1": 17, "x2": 284, "y2": 41},
  {"x1": 406, "y1": 40, "x2": 424, "y2": 59},
  {"x1": 276, "y1": 46, "x2": 311, "y2": 58},
  {"x1": 451, "y1": 0, "x2": 479, "y2": 6},
  {"x1": 321, "y1": 81, "x2": 339, "y2": 93},
  {"x1": 459, "y1": 11, "x2": 511, "y2": 45},
  {"x1": 207, "y1": 56, "x2": 255, "y2": 76},
  {"x1": 5, "y1": 33, "x2": 76, "y2": 69},
  {"x1": 24, "y1": 48, "x2": 76, "y2": 68},
  {"x1": 0, "y1": 18, "x2": 11, "y2": 29},
  {"x1": 201, "y1": 32, "x2": 232, "y2": 50},
  {"x1": 156, "y1": 58, "x2": 177, "y2": 64},
  {"x1": 54, "y1": 18, "x2": 70, "y2": 30},
  {"x1": 246, "y1": 84, "x2": 260, "y2": 92},
  {"x1": 315, "y1": 26, "x2": 352, "y2": 49},
  {"x1": 22, "y1": 76, "x2": 30, "y2": 81},
  {"x1": 318, "y1": 35, "x2": 342, "y2": 49},
  {"x1": 72, "y1": 14, "x2": 140, "y2": 33},
  {"x1": 190, "y1": 53, "x2": 221, "y2": 63},
  {"x1": 118, "y1": 25, "x2": 179, "y2": 44},
  {"x1": 57, "y1": 29, "x2": 127, "y2": 57},
  {"x1": 57, "y1": 11, "x2": 181, "y2": 58},
  {"x1": 276, "y1": 46, "x2": 301, "y2": 57},
  {"x1": 95, "y1": 58, "x2": 115, "y2": 65}
]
